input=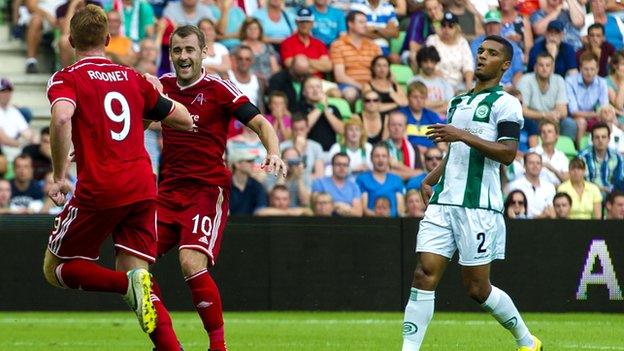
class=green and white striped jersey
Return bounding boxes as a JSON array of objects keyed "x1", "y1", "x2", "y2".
[{"x1": 429, "y1": 85, "x2": 524, "y2": 213}]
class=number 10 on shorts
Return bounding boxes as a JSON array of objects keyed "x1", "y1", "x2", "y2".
[{"x1": 192, "y1": 214, "x2": 212, "y2": 238}]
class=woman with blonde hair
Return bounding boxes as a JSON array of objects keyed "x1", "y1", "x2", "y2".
[
  {"x1": 239, "y1": 17, "x2": 280, "y2": 85},
  {"x1": 326, "y1": 117, "x2": 373, "y2": 176},
  {"x1": 404, "y1": 189, "x2": 425, "y2": 218}
]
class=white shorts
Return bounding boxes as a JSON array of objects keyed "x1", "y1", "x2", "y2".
[{"x1": 416, "y1": 204, "x2": 506, "y2": 266}]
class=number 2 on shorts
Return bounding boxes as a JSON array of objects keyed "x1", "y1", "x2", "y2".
[{"x1": 477, "y1": 232, "x2": 487, "y2": 253}]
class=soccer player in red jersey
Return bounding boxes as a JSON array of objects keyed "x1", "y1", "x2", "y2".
[
  {"x1": 42, "y1": 5, "x2": 192, "y2": 350},
  {"x1": 154, "y1": 25, "x2": 287, "y2": 351}
]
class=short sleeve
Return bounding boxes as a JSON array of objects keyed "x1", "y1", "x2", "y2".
[
  {"x1": 566, "y1": 78, "x2": 579, "y2": 114},
  {"x1": 311, "y1": 179, "x2": 323, "y2": 193},
  {"x1": 591, "y1": 183, "x2": 603, "y2": 203},
  {"x1": 214, "y1": 78, "x2": 251, "y2": 115},
  {"x1": 555, "y1": 75, "x2": 568, "y2": 104},
  {"x1": 516, "y1": 75, "x2": 531, "y2": 103},
  {"x1": 460, "y1": 39, "x2": 475, "y2": 73},
  {"x1": 495, "y1": 95, "x2": 524, "y2": 129},
  {"x1": 529, "y1": 10, "x2": 545, "y2": 24},
  {"x1": 329, "y1": 41, "x2": 345, "y2": 65},
  {"x1": 47, "y1": 71, "x2": 76, "y2": 109}
]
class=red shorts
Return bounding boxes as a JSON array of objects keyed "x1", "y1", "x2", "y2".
[
  {"x1": 157, "y1": 186, "x2": 230, "y2": 266},
  {"x1": 47, "y1": 198, "x2": 157, "y2": 263}
]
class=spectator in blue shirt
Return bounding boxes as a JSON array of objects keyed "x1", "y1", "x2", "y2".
[
  {"x1": 400, "y1": 81, "x2": 444, "y2": 152},
  {"x1": 566, "y1": 52, "x2": 609, "y2": 143},
  {"x1": 470, "y1": 10, "x2": 524, "y2": 87},
  {"x1": 356, "y1": 143, "x2": 405, "y2": 217},
  {"x1": 406, "y1": 146, "x2": 443, "y2": 191},
  {"x1": 578, "y1": 122, "x2": 624, "y2": 195},
  {"x1": 312, "y1": 152, "x2": 363, "y2": 216},
  {"x1": 528, "y1": 20, "x2": 578, "y2": 78},
  {"x1": 229, "y1": 149, "x2": 268, "y2": 215},
  {"x1": 308, "y1": 0, "x2": 346, "y2": 46}
]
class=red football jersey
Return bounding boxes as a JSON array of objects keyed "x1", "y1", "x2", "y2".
[
  {"x1": 47, "y1": 57, "x2": 162, "y2": 209},
  {"x1": 158, "y1": 72, "x2": 250, "y2": 192}
]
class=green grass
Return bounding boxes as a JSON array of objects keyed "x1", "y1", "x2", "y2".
[{"x1": 1, "y1": 311, "x2": 623, "y2": 350}]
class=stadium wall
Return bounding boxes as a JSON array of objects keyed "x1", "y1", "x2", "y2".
[{"x1": 1, "y1": 216, "x2": 622, "y2": 312}]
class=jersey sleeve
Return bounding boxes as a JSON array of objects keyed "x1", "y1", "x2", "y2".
[
  {"x1": 494, "y1": 95, "x2": 523, "y2": 128},
  {"x1": 215, "y1": 79, "x2": 252, "y2": 119},
  {"x1": 47, "y1": 71, "x2": 76, "y2": 109}
]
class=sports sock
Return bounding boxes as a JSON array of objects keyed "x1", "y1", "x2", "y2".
[
  {"x1": 55, "y1": 259, "x2": 127, "y2": 294},
  {"x1": 185, "y1": 269, "x2": 226, "y2": 351},
  {"x1": 481, "y1": 285, "x2": 533, "y2": 348},
  {"x1": 149, "y1": 280, "x2": 181, "y2": 350},
  {"x1": 402, "y1": 288, "x2": 435, "y2": 351}
]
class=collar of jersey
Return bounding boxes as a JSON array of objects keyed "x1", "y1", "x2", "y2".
[
  {"x1": 465, "y1": 85, "x2": 503, "y2": 97},
  {"x1": 177, "y1": 68, "x2": 206, "y2": 91},
  {"x1": 74, "y1": 56, "x2": 110, "y2": 64}
]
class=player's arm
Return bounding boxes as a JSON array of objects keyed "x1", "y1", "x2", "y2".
[
  {"x1": 426, "y1": 122, "x2": 519, "y2": 165},
  {"x1": 48, "y1": 100, "x2": 75, "y2": 205},
  {"x1": 421, "y1": 155, "x2": 447, "y2": 207},
  {"x1": 147, "y1": 95, "x2": 193, "y2": 131},
  {"x1": 244, "y1": 108, "x2": 287, "y2": 178}
]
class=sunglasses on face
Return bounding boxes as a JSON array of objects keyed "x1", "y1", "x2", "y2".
[
  {"x1": 425, "y1": 156, "x2": 443, "y2": 161},
  {"x1": 511, "y1": 200, "x2": 525, "y2": 205},
  {"x1": 441, "y1": 22, "x2": 455, "y2": 28},
  {"x1": 364, "y1": 98, "x2": 380, "y2": 102}
]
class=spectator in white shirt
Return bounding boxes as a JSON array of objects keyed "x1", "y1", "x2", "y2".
[
  {"x1": 529, "y1": 120, "x2": 570, "y2": 186},
  {"x1": 508, "y1": 152, "x2": 557, "y2": 218}
]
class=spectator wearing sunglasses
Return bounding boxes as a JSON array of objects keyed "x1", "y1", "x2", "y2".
[{"x1": 405, "y1": 146, "x2": 443, "y2": 191}]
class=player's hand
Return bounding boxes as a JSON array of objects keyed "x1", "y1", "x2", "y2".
[
  {"x1": 262, "y1": 154, "x2": 288, "y2": 178},
  {"x1": 426, "y1": 124, "x2": 465, "y2": 143},
  {"x1": 144, "y1": 73, "x2": 163, "y2": 93},
  {"x1": 48, "y1": 178, "x2": 72, "y2": 206},
  {"x1": 421, "y1": 183, "x2": 433, "y2": 208}
]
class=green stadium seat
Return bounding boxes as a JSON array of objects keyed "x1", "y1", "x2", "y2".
[
  {"x1": 390, "y1": 31, "x2": 406, "y2": 55},
  {"x1": 390, "y1": 64, "x2": 414, "y2": 89},
  {"x1": 327, "y1": 97, "x2": 352, "y2": 119},
  {"x1": 555, "y1": 135, "x2": 577, "y2": 159},
  {"x1": 579, "y1": 134, "x2": 591, "y2": 150}
]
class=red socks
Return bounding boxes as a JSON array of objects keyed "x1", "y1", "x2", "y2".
[
  {"x1": 149, "y1": 280, "x2": 181, "y2": 350},
  {"x1": 185, "y1": 269, "x2": 226, "y2": 351},
  {"x1": 56, "y1": 259, "x2": 127, "y2": 294}
]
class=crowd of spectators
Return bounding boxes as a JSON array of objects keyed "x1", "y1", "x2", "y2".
[{"x1": 3, "y1": 0, "x2": 624, "y2": 219}]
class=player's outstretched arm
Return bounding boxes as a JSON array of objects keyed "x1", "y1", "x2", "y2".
[{"x1": 246, "y1": 114, "x2": 287, "y2": 178}]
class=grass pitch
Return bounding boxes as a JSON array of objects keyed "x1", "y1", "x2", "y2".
[{"x1": 1, "y1": 311, "x2": 623, "y2": 350}]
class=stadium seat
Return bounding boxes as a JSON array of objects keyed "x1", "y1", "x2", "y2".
[
  {"x1": 579, "y1": 134, "x2": 591, "y2": 150},
  {"x1": 390, "y1": 31, "x2": 406, "y2": 55},
  {"x1": 354, "y1": 99, "x2": 363, "y2": 114},
  {"x1": 327, "y1": 97, "x2": 352, "y2": 118},
  {"x1": 554, "y1": 135, "x2": 577, "y2": 159},
  {"x1": 390, "y1": 64, "x2": 414, "y2": 89}
]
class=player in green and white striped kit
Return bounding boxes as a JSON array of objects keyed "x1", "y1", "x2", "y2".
[{"x1": 401, "y1": 36, "x2": 542, "y2": 351}]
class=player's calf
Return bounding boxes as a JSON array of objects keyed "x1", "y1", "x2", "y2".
[{"x1": 42, "y1": 249, "x2": 64, "y2": 288}]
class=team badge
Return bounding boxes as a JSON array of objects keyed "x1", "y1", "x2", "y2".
[{"x1": 475, "y1": 105, "x2": 490, "y2": 119}]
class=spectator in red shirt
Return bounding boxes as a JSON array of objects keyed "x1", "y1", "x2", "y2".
[{"x1": 280, "y1": 8, "x2": 332, "y2": 78}]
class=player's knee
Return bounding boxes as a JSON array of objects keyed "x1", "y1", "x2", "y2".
[
  {"x1": 412, "y1": 265, "x2": 436, "y2": 290},
  {"x1": 179, "y1": 252, "x2": 207, "y2": 277},
  {"x1": 463, "y1": 279, "x2": 490, "y2": 303}
]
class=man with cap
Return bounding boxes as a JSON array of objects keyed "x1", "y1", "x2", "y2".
[
  {"x1": 280, "y1": 8, "x2": 333, "y2": 78},
  {"x1": 0, "y1": 78, "x2": 34, "y2": 161},
  {"x1": 528, "y1": 19, "x2": 578, "y2": 77},
  {"x1": 229, "y1": 149, "x2": 268, "y2": 215},
  {"x1": 530, "y1": 0, "x2": 584, "y2": 51},
  {"x1": 470, "y1": 10, "x2": 524, "y2": 87}
]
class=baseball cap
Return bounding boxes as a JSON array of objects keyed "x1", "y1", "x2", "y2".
[
  {"x1": 296, "y1": 8, "x2": 314, "y2": 22},
  {"x1": 441, "y1": 12, "x2": 458, "y2": 26},
  {"x1": 547, "y1": 19, "x2": 565, "y2": 32},
  {"x1": 0, "y1": 78, "x2": 13, "y2": 92},
  {"x1": 484, "y1": 10, "x2": 502, "y2": 24},
  {"x1": 230, "y1": 149, "x2": 257, "y2": 163}
]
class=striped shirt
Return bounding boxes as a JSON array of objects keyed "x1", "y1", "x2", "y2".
[
  {"x1": 350, "y1": 0, "x2": 398, "y2": 51},
  {"x1": 329, "y1": 35, "x2": 382, "y2": 85},
  {"x1": 578, "y1": 146, "x2": 624, "y2": 193}
]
